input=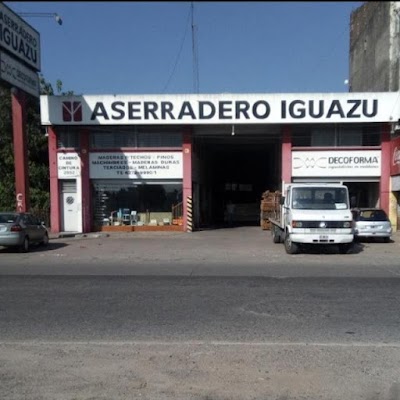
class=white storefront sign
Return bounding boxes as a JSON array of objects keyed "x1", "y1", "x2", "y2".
[
  {"x1": 292, "y1": 150, "x2": 381, "y2": 177},
  {"x1": 57, "y1": 153, "x2": 81, "y2": 178},
  {"x1": 0, "y1": 2, "x2": 41, "y2": 71},
  {"x1": 89, "y1": 152, "x2": 183, "y2": 179},
  {"x1": 0, "y1": 51, "x2": 39, "y2": 97},
  {"x1": 40, "y1": 92, "x2": 400, "y2": 125}
]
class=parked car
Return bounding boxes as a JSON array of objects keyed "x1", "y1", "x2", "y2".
[
  {"x1": 351, "y1": 208, "x2": 392, "y2": 242},
  {"x1": 0, "y1": 212, "x2": 49, "y2": 252}
]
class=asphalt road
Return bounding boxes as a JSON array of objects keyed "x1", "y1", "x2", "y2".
[
  {"x1": 1, "y1": 275, "x2": 400, "y2": 344},
  {"x1": 1, "y1": 228, "x2": 400, "y2": 400}
]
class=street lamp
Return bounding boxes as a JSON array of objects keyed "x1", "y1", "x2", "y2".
[{"x1": 17, "y1": 12, "x2": 63, "y2": 25}]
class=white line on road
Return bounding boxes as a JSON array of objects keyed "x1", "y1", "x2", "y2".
[{"x1": 1, "y1": 340, "x2": 400, "y2": 348}]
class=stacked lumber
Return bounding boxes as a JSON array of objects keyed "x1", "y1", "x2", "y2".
[{"x1": 260, "y1": 190, "x2": 281, "y2": 230}]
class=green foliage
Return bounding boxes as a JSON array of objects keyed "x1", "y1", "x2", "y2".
[
  {"x1": 39, "y1": 74, "x2": 75, "y2": 96},
  {"x1": 39, "y1": 74, "x2": 54, "y2": 95},
  {"x1": 0, "y1": 85, "x2": 15, "y2": 210},
  {"x1": 0, "y1": 77, "x2": 73, "y2": 225}
]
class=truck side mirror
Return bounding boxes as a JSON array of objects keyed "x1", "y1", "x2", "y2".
[{"x1": 280, "y1": 196, "x2": 285, "y2": 205}]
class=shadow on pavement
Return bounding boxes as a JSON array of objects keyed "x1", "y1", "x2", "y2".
[
  {"x1": 300, "y1": 242, "x2": 365, "y2": 255},
  {"x1": 0, "y1": 242, "x2": 69, "y2": 253},
  {"x1": 354, "y1": 237, "x2": 394, "y2": 244}
]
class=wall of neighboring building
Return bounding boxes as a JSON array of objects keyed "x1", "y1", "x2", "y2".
[
  {"x1": 349, "y1": 2, "x2": 393, "y2": 91},
  {"x1": 349, "y1": 2, "x2": 400, "y2": 231}
]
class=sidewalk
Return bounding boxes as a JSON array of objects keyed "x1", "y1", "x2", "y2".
[
  {"x1": 50, "y1": 228, "x2": 400, "y2": 242},
  {"x1": 6, "y1": 226, "x2": 399, "y2": 277},
  {"x1": 49, "y1": 231, "x2": 110, "y2": 240}
]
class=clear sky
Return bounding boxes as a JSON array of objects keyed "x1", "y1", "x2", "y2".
[{"x1": 4, "y1": 1, "x2": 364, "y2": 95}]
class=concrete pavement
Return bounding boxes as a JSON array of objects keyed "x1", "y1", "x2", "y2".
[
  {"x1": 49, "y1": 226, "x2": 400, "y2": 241},
  {"x1": 39, "y1": 226, "x2": 400, "y2": 277}
]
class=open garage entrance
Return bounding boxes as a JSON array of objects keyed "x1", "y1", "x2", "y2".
[
  {"x1": 192, "y1": 125, "x2": 282, "y2": 230},
  {"x1": 345, "y1": 181, "x2": 380, "y2": 208}
]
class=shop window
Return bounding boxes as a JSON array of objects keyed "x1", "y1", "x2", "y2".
[
  {"x1": 292, "y1": 124, "x2": 379, "y2": 147},
  {"x1": 92, "y1": 180, "x2": 183, "y2": 227},
  {"x1": 311, "y1": 126, "x2": 364, "y2": 147},
  {"x1": 90, "y1": 127, "x2": 182, "y2": 149},
  {"x1": 311, "y1": 128, "x2": 335, "y2": 146},
  {"x1": 292, "y1": 132, "x2": 311, "y2": 147},
  {"x1": 57, "y1": 129, "x2": 80, "y2": 149},
  {"x1": 137, "y1": 132, "x2": 182, "y2": 148},
  {"x1": 90, "y1": 130, "x2": 136, "y2": 148},
  {"x1": 362, "y1": 131, "x2": 380, "y2": 146},
  {"x1": 338, "y1": 129, "x2": 362, "y2": 146}
]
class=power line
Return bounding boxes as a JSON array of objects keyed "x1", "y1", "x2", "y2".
[
  {"x1": 191, "y1": 2, "x2": 200, "y2": 93},
  {"x1": 161, "y1": 6, "x2": 191, "y2": 94}
]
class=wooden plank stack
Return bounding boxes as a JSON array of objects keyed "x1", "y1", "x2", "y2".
[{"x1": 260, "y1": 190, "x2": 282, "y2": 230}]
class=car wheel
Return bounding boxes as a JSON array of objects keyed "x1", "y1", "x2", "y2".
[
  {"x1": 19, "y1": 236, "x2": 29, "y2": 253},
  {"x1": 41, "y1": 232, "x2": 49, "y2": 246},
  {"x1": 284, "y1": 234, "x2": 299, "y2": 254}
]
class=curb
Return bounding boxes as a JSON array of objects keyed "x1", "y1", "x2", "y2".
[{"x1": 50, "y1": 232, "x2": 110, "y2": 240}]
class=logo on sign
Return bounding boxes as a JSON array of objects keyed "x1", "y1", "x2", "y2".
[
  {"x1": 293, "y1": 157, "x2": 328, "y2": 169},
  {"x1": 62, "y1": 102, "x2": 82, "y2": 122}
]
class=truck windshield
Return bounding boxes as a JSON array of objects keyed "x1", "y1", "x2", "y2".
[{"x1": 291, "y1": 187, "x2": 349, "y2": 210}]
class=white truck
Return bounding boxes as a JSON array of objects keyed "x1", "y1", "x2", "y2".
[{"x1": 269, "y1": 183, "x2": 354, "y2": 254}]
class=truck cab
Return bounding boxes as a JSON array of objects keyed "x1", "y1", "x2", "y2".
[{"x1": 270, "y1": 183, "x2": 354, "y2": 254}]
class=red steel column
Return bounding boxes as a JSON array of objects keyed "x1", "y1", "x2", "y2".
[
  {"x1": 282, "y1": 125, "x2": 292, "y2": 185},
  {"x1": 80, "y1": 129, "x2": 91, "y2": 233},
  {"x1": 380, "y1": 123, "x2": 391, "y2": 214},
  {"x1": 11, "y1": 88, "x2": 29, "y2": 212},
  {"x1": 48, "y1": 126, "x2": 60, "y2": 232},
  {"x1": 183, "y1": 128, "x2": 193, "y2": 232}
]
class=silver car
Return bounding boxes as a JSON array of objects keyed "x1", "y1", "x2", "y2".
[
  {"x1": 0, "y1": 212, "x2": 49, "y2": 252},
  {"x1": 351, "y1": 208, "x2": 392, "y2": 243}
]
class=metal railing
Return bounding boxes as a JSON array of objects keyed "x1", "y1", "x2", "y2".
[{"x1": 172, "y1": 202, "x2": 183, "y2": 220}]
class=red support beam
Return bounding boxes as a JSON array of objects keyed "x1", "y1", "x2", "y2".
[
  {"x1": 380, "y1": 123, "x2": 391, "y2": 214},
  {"x1": 281, "y1": 125, "x2": 292, "y2": 185},
  {"x1": 48, "y1": 126, "x2": 60, "y2": 233},
  {"x1": 80, "y1": 129, "x2": 91, "y2": 233},
  {"x1": 11, "y1": 88, "x2": 29, "y2": 212}
]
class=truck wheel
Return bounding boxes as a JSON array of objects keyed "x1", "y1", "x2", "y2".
[
  {"x1": 272, "y1": 226, "x2": 281, "y2": 244},
  {"x1": 284, "y1": 234, "x2": 299, "y2": 254}
]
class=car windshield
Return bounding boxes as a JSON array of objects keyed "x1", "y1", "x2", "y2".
[
  {"x1": 356, "y1": 209, "x2": 388, "y2": 222},
  {"x1": 292, "y1": 187, "x2": 349, "y2": 210},
  {"x1": 0, "y1": 214, "x2": 18, "y2": 223}
]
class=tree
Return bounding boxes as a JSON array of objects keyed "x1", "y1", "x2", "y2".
[
  {"x1": 39, "y1": 74, "x2": 74, "y2": 96},
  {"x1": 0, "y1": 85, "x2": 15, "y2": 210}
]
